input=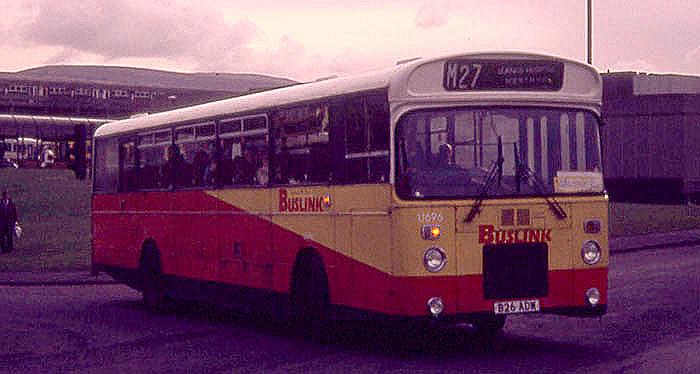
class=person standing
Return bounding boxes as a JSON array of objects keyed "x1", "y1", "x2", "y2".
[{"x1": 0, "y1": 190, "x2": 17, "y2": 253}]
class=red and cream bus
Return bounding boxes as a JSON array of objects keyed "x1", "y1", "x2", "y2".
[{"x1": 92, "y1": 51, "x2": 608, "y2": 335}]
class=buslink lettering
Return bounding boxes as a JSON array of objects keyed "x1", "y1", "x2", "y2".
[
  {"x1": 478, "y1": 224, "x2": 552, "y2": 244},
  {"x1": 278, "y1": 189, "x2": 325, "y2": 212}
]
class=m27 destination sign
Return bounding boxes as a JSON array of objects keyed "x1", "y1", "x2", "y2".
[{"x1": 443, "y1": 60, "x2": 564, "y2": 91}]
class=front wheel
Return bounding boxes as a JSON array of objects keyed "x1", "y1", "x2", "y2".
[{"x1": 472, "y1": 315, "x2": 507, "y2": 336}]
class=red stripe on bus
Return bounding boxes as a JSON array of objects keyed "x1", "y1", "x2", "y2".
[{"x1": 93, "y1": 191, "x2": 607, "y2": 317}]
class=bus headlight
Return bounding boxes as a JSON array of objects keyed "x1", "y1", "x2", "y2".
[
  {"x1": 586, "y1": 288, "x2": 601, "y2": 306},
  {"x1": 423, "y1": 247, "x2": 446, "y2": 272},
  {"x1": 581, "y1": 240, "x2": 601, "y2": 265}
]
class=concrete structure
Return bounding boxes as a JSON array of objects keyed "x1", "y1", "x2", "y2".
[
  {"x1": 0, "y1": 77, "x2": 239, "y2": 118},
  {"x1": 602, "y1": 72, "x2": 700, "y2": 203},
  {"x1": 0, "y1": 67, "x2": 295, "y2": 173}
]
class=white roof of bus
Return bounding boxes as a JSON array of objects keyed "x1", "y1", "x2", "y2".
[
  {"x1": 95, "y1": 51, "x2": 600, "y2": 138},
  {"x1": 94, "y1": 66, "x2": 396, "y2": 138}
]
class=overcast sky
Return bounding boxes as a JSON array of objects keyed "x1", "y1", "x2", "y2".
[{"x1": 1, "y1": 0, "x2": 699, "y2": 81}]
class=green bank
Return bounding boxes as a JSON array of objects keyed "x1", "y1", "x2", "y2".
[{"x1": 0, "y1": 168, "x2": 90, "y2": 271}]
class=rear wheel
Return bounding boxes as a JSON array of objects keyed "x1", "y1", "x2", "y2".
[
  {"x1": 290, "y1": 252, "x2": 330, "y2": 342},
  {"x1": 139, "y1": 244, "x2": 167, "y2": 312}
]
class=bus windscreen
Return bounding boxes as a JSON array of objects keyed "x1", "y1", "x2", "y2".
[{"x1": 396, "y1": 107, "x2": 602, "y2": 199}]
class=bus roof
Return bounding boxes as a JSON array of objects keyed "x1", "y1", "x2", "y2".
[{"x1": 95, "y1": 51, "x2": 601, "y2": 138}]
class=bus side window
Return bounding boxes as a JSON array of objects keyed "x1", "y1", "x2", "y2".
[
  {"x1": 217, "y1": 116, "x2": 269, "y2": 187},
  {"x1": 219, "y1": 137, "x2": 240, "y2": 185},
  {"x1": 140, "y1": 146, "x2": 165, "y2": 189},
  {"x1": 119, "y1": 139, "x2": 138, "y2": 192},
  {"x1": 368, "y1": 94, "x2": 390, "y2": 152},
  {"x1": 174, "y1": 123, "x2": 216, "y2": 188},
  {"x1": 137, "y1": 130, "x2": 172, "y2": 190},
  {"x1": 94, "y1": 137, "x2": 119, "y2": 193},
  {"x1": 272, "y1": 103, "x2": 330, "y2": 185},
  {"x1": 174, "y1": 127, "x2": 195, "y2": 188},
  {"x1": 344, "y1": 92, "x2": 390, "y2": 183}
]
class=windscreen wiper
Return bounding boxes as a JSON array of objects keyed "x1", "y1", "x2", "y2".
[
  {"x1": 399, "y1": 138, "x2": 408, "y2": 173},
  {"x1": 514, "y1": 142, "x2": 521, "y2": 193},
  {"x1": 512, "y1": 142, "x2": 567, "y2": 219},
  {"x1": 465, "y1": 137, "x2": 504, "y2": 223},
  {"x1": 517, "y1": 162, "x2": 568, "y2": 220},
  {"x1": 496, "y1": 136, "x2": 503, "y2": 187}
]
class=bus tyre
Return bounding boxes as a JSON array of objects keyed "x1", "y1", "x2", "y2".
[
  {"x1": 139, "y1": 245, "x2": 167, "y2": 312},
  {"x1": 291, "y1": 252, "x2": 330, "y2": 342},
  {"x1": 472, "y1": 315, "x2": 507, "y2": 336}
]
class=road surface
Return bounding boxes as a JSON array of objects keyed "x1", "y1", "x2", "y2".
[{"x1": 1, "y1": 244, "x2": 699, "y2": 373}]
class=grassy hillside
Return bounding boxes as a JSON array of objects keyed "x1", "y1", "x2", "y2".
[
  {"x1": 4, "y1": 65, "x2": 296, "y2": 91},
  {"x1": 0, "y1": 169, "x2": 91, "y2": 271},
  {"x1": 609, "y1": 202, "x2": 700, "y2": 237}
]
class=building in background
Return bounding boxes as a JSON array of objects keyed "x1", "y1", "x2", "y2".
[
  {"x1": 0, "y1": 65, "x2": 296, "y2": 176},
  {"x1": 602, "y1": 72, "x2": 700, "y2": 203},
  {"x1": 0, "y1": 65, "x2": 296, "y2": 117}
]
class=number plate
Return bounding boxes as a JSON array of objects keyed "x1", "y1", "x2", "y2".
[{"x1": 493, "y1": 299, "x2": 540, "y2": 315}]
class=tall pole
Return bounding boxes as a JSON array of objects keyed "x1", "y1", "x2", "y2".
[{"x1": 587, "y1": 0, "x2": 592, "y2": 64}]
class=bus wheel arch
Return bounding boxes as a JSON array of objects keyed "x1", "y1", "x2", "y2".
[
  {"x1": 138, "y1": 239, "x2": 167, "y2": 312},
  {"x1": 289, "y1": 247, "x2": 330, "y2": 339},
  {"x1": 139, "y1": 239, "x2": 158, "y2": 262}
]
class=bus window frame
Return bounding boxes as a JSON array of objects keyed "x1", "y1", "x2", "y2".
[
  {"x1": 394, "y1": 105, "x2": 605, "y2": 201},
  {"x1": 118, "y1": 135, "x2": 139, "y2": 193},
  {"x1": 92, "y1": 136, "x2": 120, "y2": 194},
  {"x1": 135, "y1": 128, "x2": 173, "y2": 191},
  {"x1": 270, "y1": 100, "x2": 333, "y2": 187},
  {"x1": 93, "y1": 89, "x2": 391, "y2": 193},
  {"x1": 342, "y1": 92, "x2": 390, "y2": 185},
  {"x1": 174, "y1": 121, "x2": 217, "y2": 190},
  {"x1": 217, "y1": 113, "x2": 270, "y2": 189}
]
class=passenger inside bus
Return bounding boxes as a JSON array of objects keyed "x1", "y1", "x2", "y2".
[
  {"x1": 192, "y1": 148, "x2": 209, "y2": 186},
  {"x1": 436, "y1": 143, "x2": 454, "y2": 167},
  {"x1": 162, "y1": 144, "x2": 183, "y2": 189},
  {"x1": 204, "y1": 159, "x2": 219, "y2": 186},
  {"x1": 256, "y1": 158, "x2": 269, "y2": 185},
  {"x1": 232, "y1": 148, "x2": 257, "y2": 185}
]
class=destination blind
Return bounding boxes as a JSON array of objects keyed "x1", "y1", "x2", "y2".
[{"x1": 443, "y1": 60, "x2": 564, "y2": 91}]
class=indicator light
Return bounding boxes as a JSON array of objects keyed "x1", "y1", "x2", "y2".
[
  {"x1": 421, "y1": 224, "x2": 441, "y2": 240},
  {"x1": 584, "y1": 219, "x2": 601, "y2": 234},
  {"x1": 322, "y1": 193, "x2": 332, "y2": 209}
]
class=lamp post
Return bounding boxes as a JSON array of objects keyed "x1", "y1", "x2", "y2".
[{"x1": 587, "y1": 0, "x2": 592, "y2": 64}]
